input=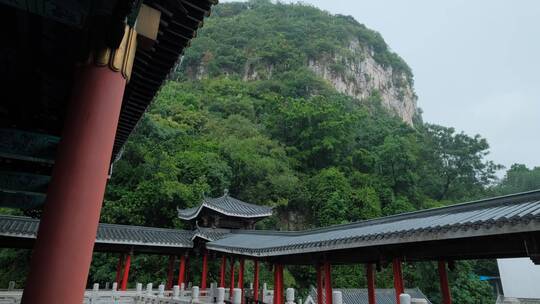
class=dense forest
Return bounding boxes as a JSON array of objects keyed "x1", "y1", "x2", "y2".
[{"x1": 1, "y1": 1, "x2": 539, "y2": 303}]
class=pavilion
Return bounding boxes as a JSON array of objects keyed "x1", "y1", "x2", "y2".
[{"x1": 2, "y1": 1, "x2": 540, "y2": 304}]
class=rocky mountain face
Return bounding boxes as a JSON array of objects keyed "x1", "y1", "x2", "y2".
[
  {"x1": 177, "y1": 1, "x2": 419, "y2": 125},
  {"x1": 308, "y1": 40, "x2": 417, "y2": 125}
]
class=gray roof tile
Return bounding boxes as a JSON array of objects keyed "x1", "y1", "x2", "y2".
[
  {"x1": 0, "y1": 215, "x2": 194, "y2": 248},
  {"x1": 178, "y1": 194, "x2": 273, "y2": 220},
  {"x1": 206, "y1": 190, "x2": 540, "y2": 257}
]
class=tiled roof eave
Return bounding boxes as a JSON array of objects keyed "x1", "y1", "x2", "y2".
[
  {"x1": 205, "y1": 218, "x2": 540, "y2": 258},
  {"x1": 178, "y1": 202, "x2": 273, "y2": 220}
]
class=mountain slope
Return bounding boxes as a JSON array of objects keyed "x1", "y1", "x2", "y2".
[{"x1": 175, "y1": 0, "x2": 419, "y2": 124}]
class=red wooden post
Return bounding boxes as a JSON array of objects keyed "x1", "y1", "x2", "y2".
[
  {"x1": 238, "y1": 259, "x2": 245, "y2": 288},
  {"x1": 273, "y1": 265, "x2": 278, "y2": 304},
  {"x1": 220, "y1": 256, "x2": 226, "y2": 288},
  {"x1": 316, "y1": 264, "x2": 323, "y2": 304},
  {"x1": 274, "y1": 264, "x2": 284, "y2": 304},
  {"x1": 253, "y1": 260, "x2": 260, "y2": 302},
  {"x1": 121, "y1": 253, "x2": 132, "y2": 291},
  {"x1": 279, "y1": 264, "x2": 284, "y2": 304},
  {"x1": 230, "y1": 258, "x2": 236, "y2": 299},
  {"x1": 116, "y1": 254, "x2": 125, "y2": 285},
  {"x1": 20, "y1": 65, "x2": 126, "y2": 304},
  {"x1": 178, "y1": 255, "x2": 186, "y2": 286},
  {"x1": 201, "y1": 251, "x2": 208, "y2": 290},
  {"x1": 324, "y1": 262, "x2": 333, "y2": 304},
  {"x1": 166, "y1": 255, "x2": 176, "y2": 290},
  {"x1": 367, "y1": 264, "x2": 376, "y2": 304},
  {"x1": 438, "y1": 260, "x2": 452, "y2": 304},
  {"x1": 238, "y1": 259, "x2": 245, "y2": 304},
  {"x1": 392, "y1": 258, "x2": 404, "y2": 304}
]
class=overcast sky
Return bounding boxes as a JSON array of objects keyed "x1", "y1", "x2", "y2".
[{"x1": 223, "y1": 0, "x2": 540, "y2": 175}]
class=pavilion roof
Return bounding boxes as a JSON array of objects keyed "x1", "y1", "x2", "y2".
[
  {"x1": 178, "y1": 193, "x2": 273, "y2": 220},
  {"x1": 205, "y1": 190, "x2": 540, "y2": 261}
]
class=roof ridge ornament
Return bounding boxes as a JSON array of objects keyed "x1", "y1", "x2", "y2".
[{"x1": 223, "y1": 188, "x2": 229, "y2": 196}]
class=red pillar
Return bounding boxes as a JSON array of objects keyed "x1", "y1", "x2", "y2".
[
  {"x1": 230, "y1": 258, "x2": 236, "y2": 299},
  {"x1": 278, "y1": 264, "x2": 284, "y2": 304},
  {"x1": 367, "y1": 264, "x2": 376, "y2": 304},
  {"x1": 120, "y1": 253, "x2": 132, "y2": 291},
  {"x1": 238, "y1": 259, "x2": 245, "y2": 304},
  {"x1": 324, "y1": 262, "x2": 333, "y2": 304},
  {"x1": 438, "y1": 260, "x2": 452, "y2": 304},
  {"x1": 238, "y1": 259, "x2": 245, "y2": 288},
  {"x1": 178, "y1": 255, "x2": 186, "y2": 286},
  {"x1": 253, "y1": 260, "x2": 260, "y2": 302},
  {"x1": 115, "y1": 254, "x2": 125, "y2": 285},
  {"x1": 201, "y1": 251, "x2": 208, "y2": 290},
  {"x1": 20, "y1": 65, "x2": 126, "y2": 304},
  {"x1": 273, "y1": 264, "x2": 284, "y2": 304},
  {"x1": 392, "y1": 258, "x2": 404, "y2": 304},
  {"x1": 220, "y1": 256, "x2": 226, "y2": 288},
  {"x1": 316, "y1": 264, "x2": 323, "y2": 304},
  {"x1": 166, "y1": 255, "x2": 176, "y2": 290}
]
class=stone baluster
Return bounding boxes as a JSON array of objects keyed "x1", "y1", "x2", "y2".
[
  {"x1": 212, "y1": 282, "x2": 218, "y2": 299},
  {"x1": 171, "y1": 285, "x2": 179, "y2": 299},
  {"x1": 147, "y1": 283, "x2": 153, "y2": 296},
  {"x1": 136, "y1": 283, "x2": 143, "y2": 294},
  {"x1": 286, "y1": 288, "x2": 295, "y2": 304},
  {"x1": 332, "y1": 291, "x2": 342, "y2": 304},
  {"x1": 217, "y1": 287, "x2": 226, "y2": 304},
  {"x1": 400, "y1": 294, "x2": 412, "y2": 304},
  {"x1": 180, "y1": 282, "x2": 186, "y2": 297},
  {"x1": 192, "y1": 286, "x2": 200, "y2": 304},
  {"x1": 8, "y1": 281, "x2": 15, "y2": 291},
  {"x1": 232, "y1": 288, "x2": 242, "y2": 304},
  {"x1": 263, "y1": 283, "x2": 268, "y2": 302},
  {"x1": 158, "y1": 284, "x2": 165, "y2": 298}
]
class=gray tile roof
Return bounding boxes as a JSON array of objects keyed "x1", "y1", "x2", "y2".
[
  {"x1": 0, "y1": 215, "x2": 194, "y2": 248},
  {"x1": 308, "y1": 288, "x2": 431, "y2": 304},
  {"x1": 206, "y1": 190, "x2": 540, "y2": 257},
  {"x1": 178, "y1": 194, "x2": 273, "y2": 220}
]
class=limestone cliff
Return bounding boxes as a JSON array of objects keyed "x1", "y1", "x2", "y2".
[{"x1": 308, "y1": 40, "x2": 417, "y2": 125}]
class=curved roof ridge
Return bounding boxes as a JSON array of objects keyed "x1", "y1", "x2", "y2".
[{"x1": 178, "y1": 193, "x2": 273, "y2": 220}]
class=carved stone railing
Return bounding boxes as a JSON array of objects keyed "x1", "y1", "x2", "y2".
[{"x1": 0, "y1": 281, "x2": 301, "y2": 304}]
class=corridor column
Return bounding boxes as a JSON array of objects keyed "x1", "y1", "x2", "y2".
[
  {"x1": 230, "y1": 258, "x2": 236, "y2": 299},
  {"x1": 166, "y1": 255, "x2": 176, "y2": 290},
  {"x1": 120, "y1": 252, "x2": 132, "y2": 291},
  {"x1": 392, "y1": 258, "x2": 404, "y2": 304},
  {"x1": 438, "y1": 260, "x2": 452, "y2": 304},
  {"x1": 178, "y1": 254, "x2": 187, "y2": 286},
  {"x1": 201, "y1": 251, "x2": 208, "y2": 290},
  {"x1": 220, "y1": 256, "x2": 226, "y2": 288},
  {"x1": 366, "y1": 264, "x2": 376, "y2": 304},
  {"x1": 21, "y1": 26, "x2": 137, "y2": 304},
  {"x1": 238, "y1": 259, "x2": 245, "y2": 303},
  {"x1": 253, "y1": 260, "x2": 260, "y2": 302},
  {"x1": 324, "y1": 262, "x2": 333, "y2": 304},
  {"x1": 273, "y1": 264, "x2": 283, "y2": 304}
]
